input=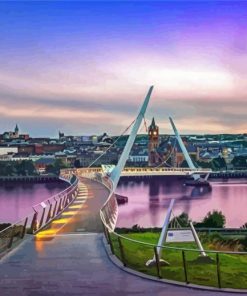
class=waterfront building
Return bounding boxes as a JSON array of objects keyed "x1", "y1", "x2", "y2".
[
  {"x1": 175, "y1": 137, "x2": 198, "y2": 167},
  {"x1": 128, "y1": 152, "x2": 148, "y2": 166},
  {"x1": 0, "y1": 147, "x2": 18, "y2": 156},
  {"x1": 34, "y1": 157, "x2": 55, "y2": 173}
]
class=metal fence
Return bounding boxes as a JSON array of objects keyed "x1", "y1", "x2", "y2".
[{"x1": 0, "y1": 175, "x2": 78, "y2": 255}]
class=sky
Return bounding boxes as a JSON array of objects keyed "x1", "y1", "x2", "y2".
[{"x1": 0, "y1": 1, "x2": 246, "y2": 137}]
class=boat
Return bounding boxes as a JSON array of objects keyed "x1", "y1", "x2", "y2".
[{"x1": 115, "y1": 193, "x2": 128, "y2": 205}]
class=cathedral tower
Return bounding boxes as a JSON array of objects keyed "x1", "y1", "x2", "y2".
[
  {"x1": 14, "y1": 124, "x2": 19, "y2": 137},
  {"x1": 148, "y1": 118, "x2": 159, "y2": 166}
]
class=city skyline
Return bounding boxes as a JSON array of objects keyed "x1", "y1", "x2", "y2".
[{"x1": 0, "y1": 1, "x2": 246, "y2": 136}]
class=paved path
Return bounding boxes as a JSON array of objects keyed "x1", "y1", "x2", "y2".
[
  {"x1": 56, "y1": 177, "x2": 110, "y2": 234},
  {"x1": 0, "y1": 179, "x2": 244, "y2": 295},
  {"x1": 0, "y1": 233, "x2": 240, "y2": 296},
  {"x1": 35, "y1": 178, "x2": 110, "y2": 241}
]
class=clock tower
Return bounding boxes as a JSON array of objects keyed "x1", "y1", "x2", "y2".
[{"x1": 148, "y1": 118, "x2": 159, "y2": 166}]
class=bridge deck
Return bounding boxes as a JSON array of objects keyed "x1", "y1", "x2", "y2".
[
  {"x1": 0, "y1": 179, "x2": 238, "y2": 295},
  {"x1": 35, "y1": 178, "x2": 110, "y2": 241},
  {"x1": 56, "y1": 177, "x2": 110, "y2": 234}
]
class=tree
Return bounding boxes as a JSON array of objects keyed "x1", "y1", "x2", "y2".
[
  {"x1": 180, "y1": 160, "x2": 189, "y2": 168},
  {"x1": 231, "y1": 156, "x2": 247, "y2": 169},
  {"x1": 169, "y1": 212, "x2": 190, "y2": 227},
  {"x1": 45, "y1": 164, "x2": 58, "y2": 175},
  {"x1": 16, "y1": 160, "x2": 36, "y2": 176},
  {"x1": 195, "y1": 160, "x2": 212, "y2": 169},
  {"x1": 211, "y1": 157, "x2": 227, "y2": 170},
  {"x1": 195, "y1": 210, "x2": 226, "y2": 228},
  {"x1": 45, "y1": 159, "x2": 67, "y2": 175},
  {"x1": 74, "y1": 159, "x2": 81, "y2": 168}
]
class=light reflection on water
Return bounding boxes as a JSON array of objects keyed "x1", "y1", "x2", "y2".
[{"x1": 116, "y1": 176, "x2": 247, "y2": 228}]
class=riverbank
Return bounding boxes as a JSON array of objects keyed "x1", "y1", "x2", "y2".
[
  {"x1": 209, "y1": 171, "x2": 247, "y2": 178},
  {"x1": 0, "y1": 174, "x2": 59, "y2": 183}
]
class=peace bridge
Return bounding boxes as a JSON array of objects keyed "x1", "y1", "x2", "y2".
[
  {"x1": 66, "y1": 166, "x2": 211, "y2": 177},
  {"x1": 0, "y1": 86, "x2": 246, "y2": 295}
]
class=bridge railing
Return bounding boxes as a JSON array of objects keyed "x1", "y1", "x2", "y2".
[
  {"x1": 73, "y1": 170, "x2": 118, "y2": 233},
  {"x1": 63, "y1": 167, "x2": 212, "y2": 178},
  {"x1": 0, "y1": 174, "x2": 79, "y2": 255},
  {"x1": 90, "y1": 174, "x2": 119, "y2": 233},
  {"x1": 31, "y1": 175, "x2": 79, "y2": 234}
]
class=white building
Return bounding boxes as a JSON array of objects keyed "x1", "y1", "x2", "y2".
[{"x1": 0, "y1": 147, "x2": 18, "y2": 156}]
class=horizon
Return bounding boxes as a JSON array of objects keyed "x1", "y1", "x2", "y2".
[
  {"x1": 0, "y1": 1, "x2": 246, "y2": 136},
  {"x1": 0, "y1": 123, "x2": 245, "y2": 139}
]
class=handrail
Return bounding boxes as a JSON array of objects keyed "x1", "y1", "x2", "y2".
[
  {"x1": 0, "y1": 174, "x2": 79, "y2": 254},
  {"x1": 61, "y1": 167, "x2": 247, "y2": 176},
  {"x1": 31, "y1": 175, "x2": 73, "y2": 208},
  {"x1": 113, "y1": 231, "x2": 247, "y2": 255}
]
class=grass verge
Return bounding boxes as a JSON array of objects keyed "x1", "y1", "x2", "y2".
[{"x1": 110, "y1": 232, "x2": 247, "y2": 289}]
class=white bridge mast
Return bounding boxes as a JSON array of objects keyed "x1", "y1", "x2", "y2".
[
  {"x1": 110, "y1": 86, "x2": 154, "y2": 191},
  {"x1": 169, "y1": 117, "x2": 200, "y2": 180}
]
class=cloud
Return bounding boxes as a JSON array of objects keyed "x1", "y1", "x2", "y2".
[{"x1": 0, "y1": 1, "x2": 246, "y2": 136}]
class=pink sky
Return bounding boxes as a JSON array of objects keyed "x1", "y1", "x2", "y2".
[{"x1": 0, "y1": 2, "x2": 246, "y2": 136}]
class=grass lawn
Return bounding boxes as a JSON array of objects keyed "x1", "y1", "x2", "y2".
[{"x1": 110, "y1": 232, "x2": 247, "y2": 289}]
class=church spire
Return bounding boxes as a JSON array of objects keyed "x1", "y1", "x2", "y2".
[
  {"x1": 150, "y1": 117, "x2": 156, "y2": 129},
  {"x1": 15, "y1": 124, "x2": 19, "y2": 134}
]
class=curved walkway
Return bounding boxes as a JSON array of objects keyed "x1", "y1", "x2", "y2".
[{"x1": 0, "y1": 179, "x2": 242, "y2": 295}]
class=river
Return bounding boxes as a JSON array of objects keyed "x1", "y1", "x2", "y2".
[
  {"x1": 0, "y1": 181, "x2": 68, "y2": 223},
  {"x1": 116, "y1": 176, "x2": 247, "y2": 228}
]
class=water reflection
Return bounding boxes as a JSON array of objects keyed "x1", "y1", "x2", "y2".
[
  {"x1": 117, "y1": 176, "x2": 247, "y2": 228},
  {"x1": 0, "y1": 181, "x2": 68, "y2": 223}
]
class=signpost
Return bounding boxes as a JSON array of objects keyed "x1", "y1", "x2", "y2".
[
  {"x1": 166, "y1": 229, "x2": 194, "y2": 243},
  {"x1": 146, "y1": 198, "x2": 211, "y2": 267}
]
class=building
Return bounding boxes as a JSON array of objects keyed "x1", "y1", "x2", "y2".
[
  {"x1": 2, "y1": 124, "x2": 19, "y2": 140},
  {"x1": 148, "y1": 118, "x2": 160, "y2": 166},
  {"x1": 0, "y1": 124, "x2": 30, "y2": 142},
  {"x1": 34, "y1": 157, "x2": 55, "y2": 173},
  {"x1": 159, "y1": 136, "x2": 198, "y2": 167},
  {"x1": 0, "y1": 147, "x2": 18, "y2": 156},
  {"x1": 128, "y1": 149, "x2": 149, "y2": 166}
]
